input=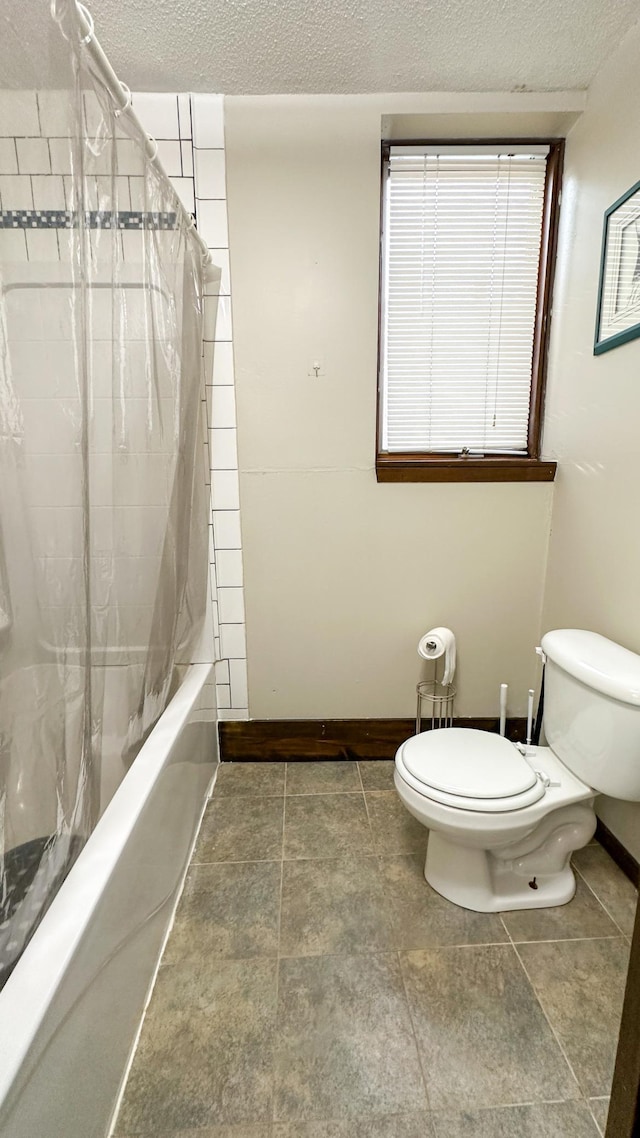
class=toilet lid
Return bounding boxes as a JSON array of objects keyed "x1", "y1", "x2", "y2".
[{"x1": 401, "y1": 728, "x2": 539, "y2": 800}]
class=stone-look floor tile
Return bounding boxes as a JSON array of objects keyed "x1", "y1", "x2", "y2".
[
  {"x1": 286, "y1": 761, "x2": 361, "y2": 795},
  {"x1": 279, "y1": 857, "x2": 393, "y2": 957},
  {"x1": 283, "y1": 794, "x2": 373, "y2": 859},
  {"x1": 273, "y1": 1113, "x2": 434, "y2": 1137},
  {"x1": 117, "y1": 959, "x2": 277, "y2": 1133},
  {"x1": 193, "y1": 796, "x2": 284, "y2": 863},
  {"x1": 215, "y1": 762, "x2": 286, "y2": 798},
  {"x1": 358, "y1": 761, "x2": 396, "y2": 791},
  {"x1": 365, "y1": 792, "x2": 428, "y2": 855},
  {"x1": 401, "y1": 944, "x2": 579, "y2": 1111},
  {"x1": 501, "y1": 876, "x2": 620, "y2": 943},
  {"x1": 573, "y1": 844, "x2": 638, "y2": 935},
  {"x1": 431, "y1": 1100, "x2": 600, "y2": 1137},
  {"x1": 379, "y1": 855, "x2": 509, "y2": 949},
  {"x1": 163, "y1": 861, "x2": 281, "y2": 964},
  {"x1": 588, "y1": 1097, "x2": 609, "y2": 1136},
  {"x1": 274, "y1": 954, "x2": 427, "y2": 1121},
  {"x1": 518, "y1": 937, "x2": 630, "y2": 1098}
]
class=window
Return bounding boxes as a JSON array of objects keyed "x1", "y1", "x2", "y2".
[{"x1": 377, "y1": 140, "x2": 563, "y2": 482}]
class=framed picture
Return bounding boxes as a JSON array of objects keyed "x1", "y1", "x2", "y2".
[{"x1": 594, "y1": 179, "x2": 640, "y2": 355}]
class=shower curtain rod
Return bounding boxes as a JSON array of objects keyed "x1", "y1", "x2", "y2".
[{"x1": 68, "y1": 1, "x2": 215, "y2": 280}]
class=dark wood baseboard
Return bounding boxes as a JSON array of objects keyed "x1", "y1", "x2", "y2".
[
  {"x1": 596, "y1": 818, "x2": 640, "y2": 888},
  {"x1": 218, "y1": 716, "x2": 527, "y2": 763}
]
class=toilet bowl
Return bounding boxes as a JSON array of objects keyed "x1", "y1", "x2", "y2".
[
  {"x1": 395, "y1": 729, "x2": 596, "y2": 912},
  {"x1": 394, "y1": 629, "x2": 640, "y2": 913}
]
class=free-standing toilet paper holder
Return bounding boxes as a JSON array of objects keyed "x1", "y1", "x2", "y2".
[
  {"x1": 416, "y1": 664, "x2": 455, "y2": 733},
  {"x1": 415, "y1": 628, "x2": 456, "y2": 734}
]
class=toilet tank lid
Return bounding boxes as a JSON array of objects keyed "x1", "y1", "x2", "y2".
[{"x1": 541, "y1": 629, "x2": 640, "y2": 706}]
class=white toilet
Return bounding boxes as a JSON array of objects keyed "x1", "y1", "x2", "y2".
[{"x1": 394, "y1": 629, "x2": 640, "y2": 912}]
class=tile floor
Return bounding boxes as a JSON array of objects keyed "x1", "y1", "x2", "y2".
[{"x1": 113, "y1": 760, "x2": 638, "y2": 1138}]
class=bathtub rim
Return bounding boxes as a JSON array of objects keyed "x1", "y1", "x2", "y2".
[{"x1": 0, "y1": 659, "x2": 215, "y2": 1106}]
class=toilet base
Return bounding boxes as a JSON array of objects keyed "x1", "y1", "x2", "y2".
[{"x1": 425, "y1": 831, "x2": 577, "y2": 913}]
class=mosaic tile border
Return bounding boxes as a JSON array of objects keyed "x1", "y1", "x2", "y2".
[{"x1": 0, "y1": 209, "x2": 178, "y2": 230}]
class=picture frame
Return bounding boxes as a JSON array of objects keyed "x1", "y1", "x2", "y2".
[{"x1": 594, "y1": 178, "x2": 640, "y2": 355}]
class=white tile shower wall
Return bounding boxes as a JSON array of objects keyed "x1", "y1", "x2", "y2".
[
  {"x1": 192, "y1": 93, "x2": 248, "y2": 720},
  {"x1": 0, "y1": 90, "x2": 224, "y2": 717},
  {"x1": 0, "y1": 89, "x2": 198, "y2": 236},
  {"x1": 130, "y1": 91, "x2": 196, "y2": 217}
]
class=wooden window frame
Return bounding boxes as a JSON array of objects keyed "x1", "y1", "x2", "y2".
[{"x1": 376, "y1": 137, "x2": 564, "y2": 483}]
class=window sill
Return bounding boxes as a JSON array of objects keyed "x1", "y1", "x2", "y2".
[{"x1": 376, "y1": 454, "x2": 557, "y2": 483}]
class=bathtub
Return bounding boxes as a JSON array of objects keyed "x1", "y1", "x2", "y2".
[{"x1": 0, "y1": 660, "x2": 218, "y2": 1138}]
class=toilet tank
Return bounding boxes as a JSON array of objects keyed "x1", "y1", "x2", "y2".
[{"x1": 541, "y1": 629, "x2": 640, "y2": 801}]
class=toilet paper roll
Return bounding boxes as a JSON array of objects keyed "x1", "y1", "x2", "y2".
[{"x1": 417, "y1": 627, "x2": 456, "y2": 686}]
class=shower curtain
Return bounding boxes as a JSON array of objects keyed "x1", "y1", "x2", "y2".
[{"x1": 0, "y1": 0, "x2": 208, "y2": 987}]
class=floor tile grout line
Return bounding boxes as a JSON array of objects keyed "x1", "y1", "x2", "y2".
[
  {"x1": 276, "y1": 771, "x2": 287, "y2": 889},
  {"x1": 395, "y1": 949, "x2": 434, "y2": 1116},
  {"x1": 587, "y1": 1099, "x2": 607, "y2": 1137},
  {"x1": 586, "y1": 1091, "x2": 610, "y2": 1137},
  {"x1": 277, "y1": 941, "x2": 505, "y2": 959},
  {"x1": 498, "y1": 910, "x2": 511, "y2": 940},
  {"x1": 402, "y1": 932, "x2": 625, "y2": 953},
  {"x1": 151, "y1": 942, "x2": 613, "y2": 963},
  {"x1": 287, "y1": 789, "x2": 369, "y2": 797},
  {"x1": 431, "y1": 1095, "x2": 602, "y2": 1110},
  {"x1": 191, "y1": 852, "x2": 407, "y2": 867},
  {"x1": 152, "y1": 939, "x2": 624, "y2": 969},
  {"x1": 507, "y1": 932, "x2": 586, "y2": 1100},
  {"x1": 190, "y1": 856, "x2": 285, "y2": 866},
  {"x1": 202, "y1": 1097, "x2": 610, "y2": 1136},
  {"x1": 359, "y1": 775, "x2": 373, "y2": 824},
  {"x1": 271, "y1": 768, "x2": 286, "y2": 1127},
  {"x1": 428, "y1": 1096, "x2": 607, "y2": 1128},
  {"x1": 357, "y1": 766, "x2": 379, "y2": 856},
  {"x1": 215, "y1": 792, "x2": 285, "y2": 799},
  {"x1": 282, "y1": 761, "x2": 287, "y2": 841},
  {"x1": 191, "y1": 851, "x2": 427, "y2": 865},
  {"x1": 500, "y1": 930, "x2": 623, "y2": 947},
  {"x1": 356, "y1": 759, "x2": 366, "y2": 795},
  {"x1": 216, "y1": 787, "x2": 403, "y2": 798},
  {"x1": 573, "y1": 859, "x2": 632, "y2": 938}
]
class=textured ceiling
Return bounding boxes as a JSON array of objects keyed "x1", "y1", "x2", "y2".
[{"x1": 2, "y1": 0, "x2": 639, "y2": 93}]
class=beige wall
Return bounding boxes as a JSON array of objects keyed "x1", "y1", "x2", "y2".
[
  {"x1": 225, "y1": 95, "x2": 561, "y2": 719},
  {"x1": 542, "y1": 22, "x2": 640, "y2": 855}
]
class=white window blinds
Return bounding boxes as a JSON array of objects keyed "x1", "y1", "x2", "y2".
[{"x1": 380, "y1": 145, "x2": 549, "y2": 454}]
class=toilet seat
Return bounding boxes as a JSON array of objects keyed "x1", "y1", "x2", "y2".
[{"x1": 396, "y1": 729, "x2": 548, "y2": 813}]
